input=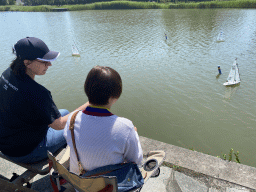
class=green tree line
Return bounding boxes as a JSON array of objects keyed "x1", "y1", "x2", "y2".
[
  {"x1": 0, "y1": 0, "x2": 15, "y2": 5},
  {"x1": 22, "y1": 0, "x2": 212, "y2": 6},
  {"x1": 23, "y1": 0, "x2": 129, "y2": 6}
]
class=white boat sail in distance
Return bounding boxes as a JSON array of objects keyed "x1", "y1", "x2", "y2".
[
  {"x1": 216, "y1": 32, "x2": 224, "y2": 42},
  {"x1": 72, "y1": 42, "x2": 80, "y2": 57},
  {"x1": 223, "y1": 58, "x2": 241, "y2": 86}
]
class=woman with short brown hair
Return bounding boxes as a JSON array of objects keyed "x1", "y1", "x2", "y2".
[{"x1": 64, "y1": 66, "x2": 143, "y2": 185}]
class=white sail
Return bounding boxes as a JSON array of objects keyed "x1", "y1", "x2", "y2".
[
  {"x1": 227, "y1": 65, "x2": 235, "y2": 82},
  {"x1": 223, "y1": 59, "x2": 240, "y2": 86},
  {"x1": 234, "y1": 62, "x2": 241, "y2": 83}
]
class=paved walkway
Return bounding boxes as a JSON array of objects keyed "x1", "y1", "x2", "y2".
[
  {"x1": 8, "y1": 166, "x2": 256, "y2": 192},
  {"x1": 1, "y1": 159, "x2": 253, "y2": 192},
  {"x1": 141, "y1": 166, "x2": 254, "y2": 192}
]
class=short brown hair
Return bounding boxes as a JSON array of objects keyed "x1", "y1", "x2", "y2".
[{"x1": 84, "y1": 66, "x2": 122, "y2": 106}]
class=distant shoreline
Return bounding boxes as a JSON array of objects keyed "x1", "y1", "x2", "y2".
[{"x1": 1, "y1": 0, "x2": 256, "y2": 12}]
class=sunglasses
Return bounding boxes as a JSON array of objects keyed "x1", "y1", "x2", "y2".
[{"x1": 36, "y1": 60, "x2": 51, "y2": 66}]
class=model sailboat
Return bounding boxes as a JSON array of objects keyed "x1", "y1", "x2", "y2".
[
  {"x1": 216, "y1": 32, "x2": 224, "y2": 42},
  {"x1": 72, "y1": 42, "x2": 80, "y2": 57},
  {"x1": 223, "y1": 58, "x2": 241, "y2": 86}
]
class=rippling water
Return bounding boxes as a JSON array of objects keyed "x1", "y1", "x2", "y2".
[{"x1": 1, "y1": 9, "x2": 256, "y2": 167}]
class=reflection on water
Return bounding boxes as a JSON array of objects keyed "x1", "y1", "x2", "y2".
[
  {"x1": 1, "y1": 9, "x2": 256, "y2": 167},
  {"x1": 223, "y1": 85, "x2": 239, "y2": 100}
]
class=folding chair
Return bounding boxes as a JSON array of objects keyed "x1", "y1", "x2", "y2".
[
  {"x1": 47, "y1": 148, "x2": 118, "y2": 192},
  {"x1": 47, "y1": 146, "x2": 165, "y2": 192},
  {"x1": 0, "y1": 147, "x2": 67, "y2": 191},
  {"x1": 0, "y1": 177, "x2": 38, "y2": 192}
]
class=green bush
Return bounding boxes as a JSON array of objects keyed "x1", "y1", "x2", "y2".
[
  {"x1": 1, "y1": 5, "x2": 10, "y2": 10},
  {"x1": 197, "y1": 2, "x2": 206, "y2": 8},
  {"x1": 238, "y1": 0, "x2": 256, "y2": 8},
  {"x1": 208, "y1": 2, "x2": 217, "y2": 8}
]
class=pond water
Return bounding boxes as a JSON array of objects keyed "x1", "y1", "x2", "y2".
[{"x1": 1, "y1": 9, "x2": 256, "y2": 167}]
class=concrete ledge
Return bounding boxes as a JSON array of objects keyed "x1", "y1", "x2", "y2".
[{"x1": 139, "y1": 136, "x2": 256, "y2": 190}]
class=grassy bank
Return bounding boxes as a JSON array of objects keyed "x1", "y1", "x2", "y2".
[{"x1": 0, "y1": 0, "x2": 256, "y2": 11}]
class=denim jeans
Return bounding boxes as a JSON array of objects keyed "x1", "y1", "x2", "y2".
[{"x1": 6, "y1": 109, "x2": 69, "y2": 163}]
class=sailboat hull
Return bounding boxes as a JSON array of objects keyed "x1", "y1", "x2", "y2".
[
  {"x1": 223, "y1": 81, "x2": 240, "y2": 86},
  {"x1": 72, "y1": 53, "x2": 80, "y2": 57}
]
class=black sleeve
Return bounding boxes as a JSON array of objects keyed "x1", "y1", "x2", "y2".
[
  {"x1": 25, "y1": 87, "x2": 61, "y2": 126},
  {"x1": 34, "y1": 89, "x2": 61, "y2": 125}
]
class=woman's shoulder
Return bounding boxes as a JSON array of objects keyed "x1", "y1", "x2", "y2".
[
  {"x1": 66, "y1": 110, "x2": 81, "y2": 123},
  {"x1": 63, "y1": 110, "x2": 81, "y2": 136},
  {"x1": 114, "y1": 116, "x2": 134, "y2": 129}
]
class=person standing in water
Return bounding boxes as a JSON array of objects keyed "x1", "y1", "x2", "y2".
[{"x1": 218, "y1": 65, "x2": 222, "y2": 74}]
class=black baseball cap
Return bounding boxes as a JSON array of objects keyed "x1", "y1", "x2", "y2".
[{"x1": 13, "y1": 37, "x2": 60, "y2": 62}]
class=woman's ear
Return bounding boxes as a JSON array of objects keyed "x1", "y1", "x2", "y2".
[
  {"x1": 24, "y1": 60, "x2": 31, "y2": 67},
  {"x1": 109, "y1": 97, "x2": 118, "y2": 105}
]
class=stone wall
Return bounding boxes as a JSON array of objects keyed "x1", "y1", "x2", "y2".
[{"x1": 139, "y1": 136, "x2": 256, "y2": 190}]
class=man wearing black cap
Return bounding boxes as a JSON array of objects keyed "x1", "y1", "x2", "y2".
[{"x1": 0, "y1": 37, "x2": 89, "y2": 163}]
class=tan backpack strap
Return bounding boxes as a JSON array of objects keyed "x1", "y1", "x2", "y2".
[{"x1": 69, "y1": 110, "x2": 86, "y2": 175}]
